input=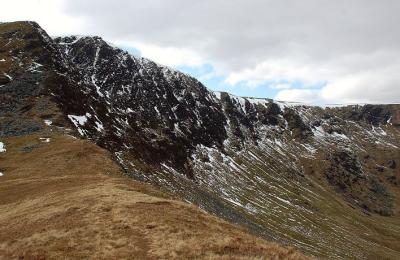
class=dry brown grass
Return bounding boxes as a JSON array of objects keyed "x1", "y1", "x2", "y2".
[{"x1": 0, "y1": 132, "x2": 309, "y2": 259}]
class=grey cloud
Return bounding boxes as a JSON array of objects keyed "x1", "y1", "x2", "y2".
[{"x1": 62, "y1": 0, "x2": 400, "y2": 103}]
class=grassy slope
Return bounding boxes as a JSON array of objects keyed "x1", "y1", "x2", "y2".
[
  {"x1": 182, "y1": 117, "x2": 400, "y2": 259},
  {"x1": 0, "y1": 129, "x2": 307, "y2": 259}
]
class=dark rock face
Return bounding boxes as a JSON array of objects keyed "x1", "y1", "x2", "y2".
[
  {"x1": 0, "y1": 119, "x2": 42, "y2": 137},
  {"x1": 325, "y1": 149, "x2": 393, "y2": 216},
  {"x1": 283, "y1": 108, "x2": 313, "y2": 139},
  {"x1": 318, "y1": 116, "x2": 346, "y2": 135},
  {"x1": 0, "y1": 74, "x2": 10, "y2": 84},
  {"x1": 360, "y1": 105, "x2": 392, "y2": 125},
  {"x1": 0, "y1": 21, "x2": 73, "y2": 137},
  {"x1": 217, "y1": 92, "x2": 284, "y2": 147},
  {"x1": 219, "y1": 92, "x2": 250, "y2": 141},
  {"x1": 375, "y1": 165, "x2": 385, "y2": 172},
  {"x1": 391, "y1": 108, "x2": 400, "y2": 126},
  {"x1": 258, "y1": 102, "x2": 281, "y2": 125},
  {"x1": 388, "y1": 160, "x2": 397, "y2": 169},
  {"x1": 342, "y1": 104, "x2": 392, "y2": 126},
  {"x1": 54, "y1": 35, "x2": 228, "y2": 175},
  {"x1": 325, "y1": 150, "x2": 365, "y2": 188}
]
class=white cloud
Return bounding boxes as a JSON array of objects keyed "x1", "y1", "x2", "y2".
[
  {"x1": 276, "y1": 63, "x2": 400, "y2": 104},
  {"x1": 321, "y1": 65, "x2": 400, "y2": 104},
  {"x1": 133, "y1": 43, "x2": 204, "y2": 67},
  {"x1": 270, "y1": 83, "x2": 291, "y2": 90},
  {"x1": 224, "y1": 58, "x2": 329, "y2": 87},
  {"x1": 1, "y1": 0, "x2": 84, "y2": 36},
  {"x1": 276, "y1": 89, "x2": 322, "y2": 104}
]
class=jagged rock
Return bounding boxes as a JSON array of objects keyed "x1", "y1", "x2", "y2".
[
  {"x1": 311, "y1": 120, "x2": 322, "y2": 128},
  {"x1": 343, "y1": 104, "x2": 392, "y2": 126},
  {"x1": 283, "y1": 108, "x2": 313, "y2": 139},
  {"x1": 388, "y1": 160, "x2": 396, "y2": 169},
  {"x1": 326, "y1": 149, "x2": 365, "y2": 182},
  {"x1": 322, "y1": 113, "x2": 332, "y2": 120},
  {"x1": 322, "y1": 124, "x2": 343, "y2": 135},
  {"x1": 258, "y1": 102, "x2": 281, "y2": 125},
  {"x1": 0, "y1": 119, "x2": 42, "y2": 137},
  {"x1": 0, "y1": 74, "x2": 10, "y2": 84},
  {"x1": 375, "y1": 165, "x2": 385, "y2": 172},
  {"x1": 391, "y1": 107, "x2": 400, "y2": 126}
]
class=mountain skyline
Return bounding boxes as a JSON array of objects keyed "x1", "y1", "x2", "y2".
[
  {"x1": 1, "y1": 20, "x2": 400, "y2": 259},
  {"x1": 3, "y1": 0, "x2": 400, "y2": 104}
]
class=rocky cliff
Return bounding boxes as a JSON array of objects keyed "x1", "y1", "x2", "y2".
[{"x1": 1, "y1": 21, "x2": 400, "y2": 259}]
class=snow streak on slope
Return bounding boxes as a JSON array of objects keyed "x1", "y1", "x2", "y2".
[
  {"x1": 3, "y1": 22, "x2": 399, "y2": 259},
  {"x1": 53, "y1": 34, "x2": 400, "y2": 259}
]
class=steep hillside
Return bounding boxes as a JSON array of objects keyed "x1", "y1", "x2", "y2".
[
  {"x1": 0, "y1": 129, "x2": 305, "y2": 259},
  {"x1": 1, "y1": 21, "x2": 400, "y2": 259}
]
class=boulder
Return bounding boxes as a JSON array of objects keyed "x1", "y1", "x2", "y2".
[
  {"x1": 0, "y1": 73, "x2": 10, "y2": 85},
  {"x1": 388, "y1": 160, "x2": 396, "y2": 169}
]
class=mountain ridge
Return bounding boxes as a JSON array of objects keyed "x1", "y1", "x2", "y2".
[{"x1": 1, "y1": 21, "x2": 400, "y2": 259}]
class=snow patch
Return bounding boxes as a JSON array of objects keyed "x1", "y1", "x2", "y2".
[
  {"x1": 0, "y1": 142, "x2": 6, "y2": 152},
  {"x1": 275, "y1": 100, "x2": 305, "y2": 110},
  {"x1": 213, "y1": 91, "x2": 221, "y2": 100},
  {"x1": 68, "y1": 115, "x2": 88, "y2": 125},
  {"x1": 28, "y1": 62, "x2": 43, "y2": 73},
  {"x1": 3, "y1": 73, "x2": 12, "y2": 80},
  {"x1": 332, "y1": 132, "x2": 349, "y2": 140},
  {"x1": 247, "y1": 97, "x2": 270, "y2": 106},
  {"x1": 154, "y1": 106, "x2": 160, "y2": 116},
  {"x1": 39, "y1": 138, "x2": 50, "y2": 143},
  {"x1": 68, "y1": 115, "x2": 88, "y2": 136},
  {"x1": 91, "y1": 46, "x2": 104, "y2": 97},
  {"x1": 56, "y1": 35, "x2": 84, "y2": 45},
  {"x1": 301, "y1": 144, "x2": 317, "y2": 154},
  {"x1": 44, "y1": 119, "x2": 52, "y2": 126},
  {"x1": 276, "y1": 196, "x2": 294, "y2": 206},
  {"x1": 95, "y1": 121, "x2": 104, "y2": 132}
]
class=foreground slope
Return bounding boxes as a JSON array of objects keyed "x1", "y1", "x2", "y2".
[
  {"x1": 1, "y1": 21, "x2": 400, "y2": 259},
  {"x1": 0, "y1": 129, "x2": 305, "y2": 259}
]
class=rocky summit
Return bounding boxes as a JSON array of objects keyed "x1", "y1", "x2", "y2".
[{"x1": 1, "y1": 21, "x2": 400, "y2": 259}]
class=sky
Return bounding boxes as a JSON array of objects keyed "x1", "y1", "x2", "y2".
[{"x1": 3, "y1": 0, "x2": 400, "y2": 104}]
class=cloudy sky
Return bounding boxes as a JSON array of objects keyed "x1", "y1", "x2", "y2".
[{"x1": 3, "y1": 0, "x2": 400, "y2": 104}]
